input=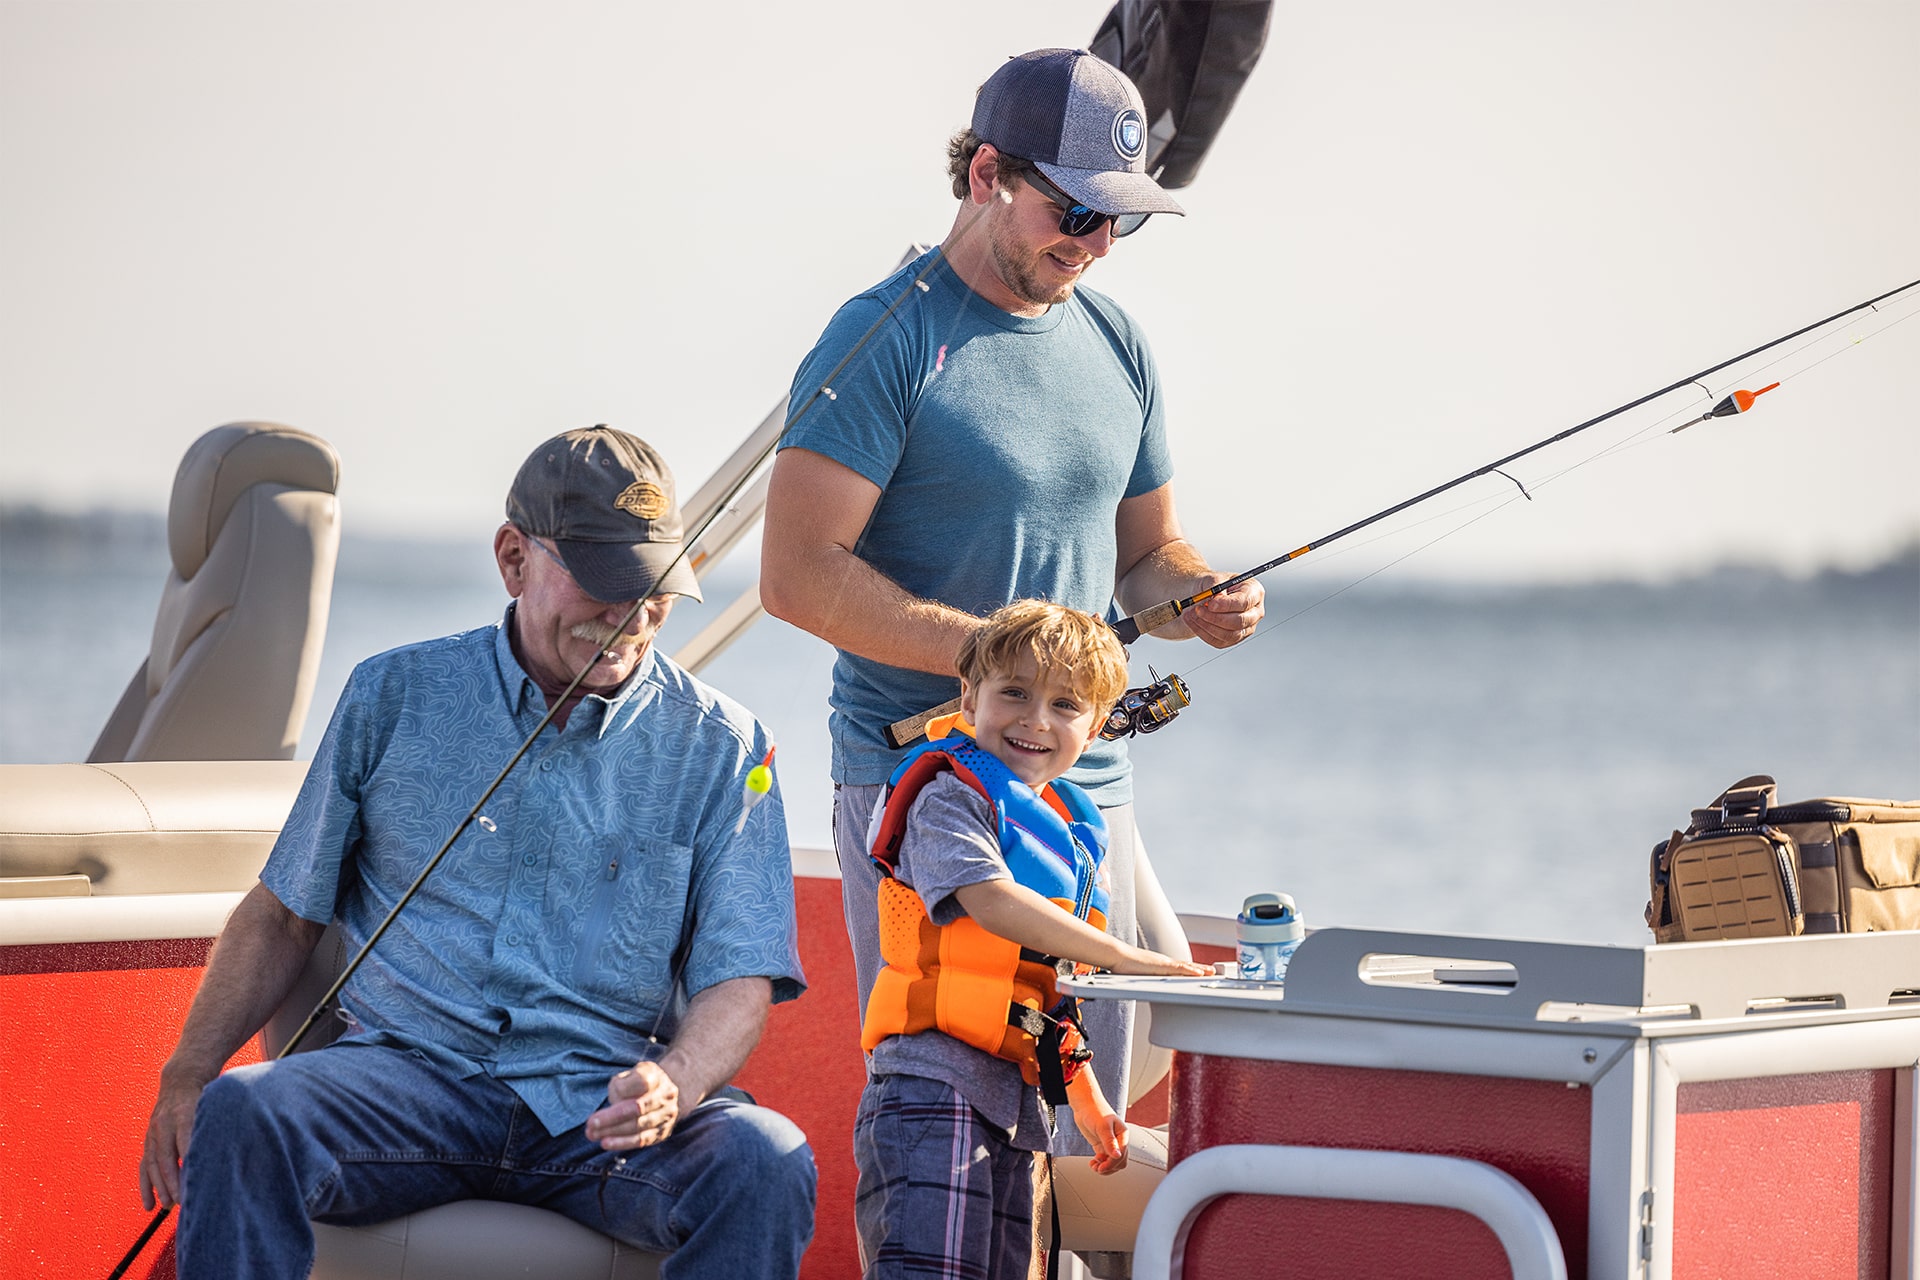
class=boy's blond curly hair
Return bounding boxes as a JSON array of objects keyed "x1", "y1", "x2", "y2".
[{"x1": 955, "y1": 600, "x2": 1131, "y2": 713}]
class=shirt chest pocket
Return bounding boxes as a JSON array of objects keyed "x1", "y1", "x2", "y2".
[{"x1": 568, "y1": 836, "x2": 693, "y2": 1004}]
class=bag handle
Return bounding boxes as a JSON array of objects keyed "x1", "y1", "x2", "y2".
[{"x1": 1713, "y1": 774, "x2": 1777, "y2": 826}]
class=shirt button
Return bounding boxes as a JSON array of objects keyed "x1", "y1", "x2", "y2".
[
  {"x1": 523, "y1": 854, "x2": 536, "y2": 866},
  {"x1": 507, "y1": 933, "x2": 521, "y2": 946},
  {"x1": 540, "y1": 759, "x2": 554, "y2": 772}
]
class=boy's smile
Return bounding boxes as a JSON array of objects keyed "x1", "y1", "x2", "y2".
[{"x1": 960, "y1": 658, "x2": 1104, "y2": 789}]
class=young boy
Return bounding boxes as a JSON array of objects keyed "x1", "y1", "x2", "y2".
[{"x1": 853, "y1": 600, "x2": 1209, "y2": 1278}]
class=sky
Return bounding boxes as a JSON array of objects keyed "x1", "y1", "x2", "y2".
[{"x1": 2, "y1": 0, "x2": 1916, "y2": 585}]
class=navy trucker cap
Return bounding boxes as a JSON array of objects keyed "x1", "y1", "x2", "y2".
[{"x1": 971, "y1": 49, "x2": 1184, "y2": 218}]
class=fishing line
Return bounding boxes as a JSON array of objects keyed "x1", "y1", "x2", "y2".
[
  {"x1": 1529, "y1": 294, "x2": 1920, "y2": 484},
  {"x1": 1173, "y1": 486, "x2": 1532, "y2": 683},
  {"x1": 1233, "y1": 387, "x2": 1698, "y2": 581},
  {"x1": 1481, "y1": 298, "x2": 1915, "y2": 512},
  {"x1": 1318, "y1": 293, "x2": 1903, "y2": 609},
  {"x1": 1158, "y1": 282, "x2": 1920, "y2": 686},
  {"x1": 106, "y1": 189, "x2": 1007, "y2": 1280},
  {"x1": 1111, "y1": 274, "x2": 1920, "y2": 646},
  {"x1": 1764, "y1": 295, "x2": 1920, "y2": 384}
]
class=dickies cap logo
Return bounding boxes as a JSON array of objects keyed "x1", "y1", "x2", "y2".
[{"x1": 615, "y1": 481, "x2": 669, "y2": 520}]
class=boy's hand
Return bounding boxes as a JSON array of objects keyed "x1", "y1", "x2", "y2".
[
  {"x1": 1107, "y1": 945, "x2": 1210, "y2": 978},
  {"x1": 1065, "y1": 1060, "x2": 1129, "y2": 1174},
  {"x1": 1078, "y1": 1110, "x2": 1130, "y2": 1175}
]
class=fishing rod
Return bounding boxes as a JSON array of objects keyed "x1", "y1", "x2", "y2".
[
  {"x1": 107, "y1": 195, "x2": 1005, "y2": 1280},
  {"x1": 1110, "y1": 275, "x2": 1920, "y2": 645},
  {"x1": 884, "y1": 273, "x2": 1920, "y2": 749}
]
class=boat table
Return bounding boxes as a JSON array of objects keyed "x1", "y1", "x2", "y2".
[{"x1": 1066, "y1": 927, "x2": 1920, "y2": 1280}]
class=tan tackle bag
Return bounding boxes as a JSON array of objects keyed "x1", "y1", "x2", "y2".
[{"x1": 1646, "y1": 775, "x2": 1920, "y2": 943}]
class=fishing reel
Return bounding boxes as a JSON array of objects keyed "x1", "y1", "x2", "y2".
[{"x1": 1100, "y1": 668, "x2": 1191, "y2": 741}]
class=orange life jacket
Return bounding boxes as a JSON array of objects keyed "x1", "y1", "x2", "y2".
[{"x1": 859, "y1": 725, "x2": 1109, "y2": 1102}]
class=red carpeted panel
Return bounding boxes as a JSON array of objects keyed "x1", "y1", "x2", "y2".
[
  {"x1": 1672, "y1": 1069, "x2": 1893, "y2": 1280},
  {"x1": 0, "y1": 939, "x2": 246, "y2": 1279},
  {"x1": 1169, "y1": 1055, "x2": 1594, "y2": 1280},
  {"x1": 3, "y1": 878, "x2": 868, "y2": 1280},
  {"x1": 735, "y1": 874, "x2": 867, "y2": 1279}
]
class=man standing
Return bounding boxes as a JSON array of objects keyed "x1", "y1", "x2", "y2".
[
  {"x1": 761, "y1": 50, "x2": 1264, "y2": 1148},
  {"x1": 140, "y1": 427, "x2": 816, "y2": 1278}
]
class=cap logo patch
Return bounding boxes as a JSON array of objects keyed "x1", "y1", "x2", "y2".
[
  {"x1": 1112, "y1": 108, "x2": 1145, "y2": 161},
  {"x1": 615, "y1": 481, "x2": 669, "y2": 520}
]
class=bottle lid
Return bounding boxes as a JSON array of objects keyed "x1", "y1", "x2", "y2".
[{"x1": 1237, "y1": 892, "x2": 1304, "y2": 943}]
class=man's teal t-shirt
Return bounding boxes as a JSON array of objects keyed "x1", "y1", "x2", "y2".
[{"x1": 781, "y1": 249, "x2": 1173, "y2": 804}]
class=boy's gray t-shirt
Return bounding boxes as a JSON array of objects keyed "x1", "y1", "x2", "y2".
[{"x1": 867, "y1": 772, "x2": 1056, "y2": 1151}]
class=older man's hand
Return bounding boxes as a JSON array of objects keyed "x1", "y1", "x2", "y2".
[
  {"x1": 138, "y1": 1067, "x2": 209, "y2": 1210},
  {"x1": 586, "y1": 1060, "x2": 682, "y2": 1151}
]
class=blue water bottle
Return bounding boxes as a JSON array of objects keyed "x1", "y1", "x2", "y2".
[{"x1": 1236, "y1": 893, "x2": 1304, "y2": 983}]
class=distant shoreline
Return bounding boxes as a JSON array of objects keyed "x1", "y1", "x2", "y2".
[{"x1": 4, "y1": 503, "x2": 1913, "y2": 601}]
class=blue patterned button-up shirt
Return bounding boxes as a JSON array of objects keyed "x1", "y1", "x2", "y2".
[{"x1": 262, "y1": 609, "x2": 804, "y2": 1134}]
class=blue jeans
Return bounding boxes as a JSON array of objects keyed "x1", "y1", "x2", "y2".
[{"x1": 177, "y1": 1042, "x2": 816, "y2": 1280}]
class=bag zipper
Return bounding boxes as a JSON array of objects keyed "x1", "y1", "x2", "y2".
[
  {"x1": 1764, "y1": 827, "x2": 1804, "y2": 922},
  {"x1": 1689, "y1": 800, "x2": 1853, "y2": 831}
]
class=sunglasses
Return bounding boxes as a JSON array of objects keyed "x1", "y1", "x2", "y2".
[{"x1": 1021, "y1": 170, "x2": 1152, "y2": 239}]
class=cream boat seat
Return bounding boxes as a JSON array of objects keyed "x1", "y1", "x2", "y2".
[
  {"x1": 263, "y1": 930, "x2": 669, "y2": 1279},
  {"x1": 90, "y1": 421, "x2": 340, "y2": 763}
]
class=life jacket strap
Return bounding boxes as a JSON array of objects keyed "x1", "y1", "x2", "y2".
[{"x1": 1009, "y1": 996, "x2": 1091, "y2": 1107}]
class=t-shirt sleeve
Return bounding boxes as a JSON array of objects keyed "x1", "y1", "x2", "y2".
[
  {"x1": 259, "y1": 663, "x2": 377, "y2": 925},
  {"x1": 894, "y1": 773, "x2": 1010, "y2": 926},
  {"x1": 1124, "y1": 323, "x2": 1173, "y2": 499},
  {"x1": 679, "y1": 723, "x2": 807, "y2": 1005},
  {"x1": 778, "y1": 293, "x2": 919, "y2": 491}
]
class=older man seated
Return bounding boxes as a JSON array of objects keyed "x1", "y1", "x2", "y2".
[{"x1": 138, "y1": 426, "x2": 816, "y2": 1279}]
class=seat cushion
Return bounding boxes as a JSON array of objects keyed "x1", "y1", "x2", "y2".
[
  {"x1": 311, "y1": 1200, "x2": 665, "y2": 1280},
  {"x1": 1051, "y1": 1123, "x2": 1168, "y2": 1252}
]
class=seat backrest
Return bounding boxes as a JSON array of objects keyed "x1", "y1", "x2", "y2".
[
  {"x1": 90, "y1": 422, "x2": 341, "y2": 763},
  {"x1": 258, "y1": 922, "x2": 351, "y2": 1059}
]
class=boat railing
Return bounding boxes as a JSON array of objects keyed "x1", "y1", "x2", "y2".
[{"x1": 1132, "y1": 1143, "x2": 1568, "y2": 1280}]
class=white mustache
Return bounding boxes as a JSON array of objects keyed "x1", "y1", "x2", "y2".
[{"x1": 570, "y1": 620, "x2": 638, "y2": 652}]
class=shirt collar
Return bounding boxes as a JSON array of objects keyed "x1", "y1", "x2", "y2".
[{"x1": 492, "y1": 604, "x2": 655, "y2": 734}]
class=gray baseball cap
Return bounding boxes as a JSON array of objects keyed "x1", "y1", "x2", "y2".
[
  {"x1": 505, "y1": 426, "x2": 703, "y2": 604},
  {"x1": 971, "y1": 48, "x2": 1184, "y2": 218}
]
